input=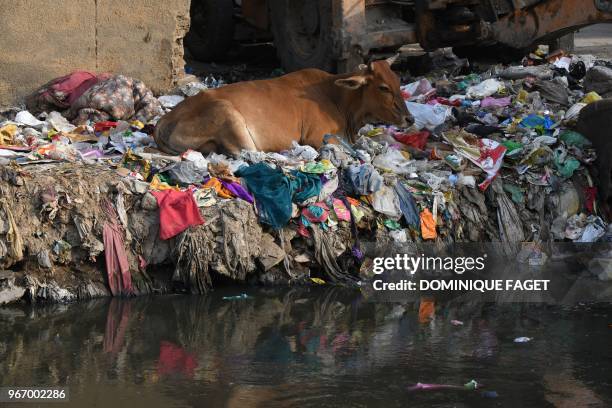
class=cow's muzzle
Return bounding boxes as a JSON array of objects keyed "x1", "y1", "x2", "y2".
[{"x1": 398, "y1": 114, "x2": 413, "y2": 128}]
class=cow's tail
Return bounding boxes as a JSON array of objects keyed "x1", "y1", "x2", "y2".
[{"x1": 153, "y1": 118, "x2": 180, "y2": 155}]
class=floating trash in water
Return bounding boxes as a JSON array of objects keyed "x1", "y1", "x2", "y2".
[
  {"x1": 222, "y1": 293, "x2": 250, "y2": 300},
  {"x1": 407, "y1": 379, "x2": 479, "y2": 392},
  {"x1": 514, "y1": 336, "x2": 532, "y2": 343},
  {"x1": 482, "y1": 391, "x2": 499, "y2": 398},
  {"x1": 450, "y1": 319, "x2": 464, "y2": 326}
]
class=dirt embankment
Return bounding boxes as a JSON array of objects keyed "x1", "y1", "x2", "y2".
[{"x1": 1, "y1": 155, "x2": 603, "y2": 307}]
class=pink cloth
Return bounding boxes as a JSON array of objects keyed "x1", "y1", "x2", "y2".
[
  {"x1": 152, "y1": 190, "x2": 205, "y2": 240},
  {"x1": 332, "y1": 198, "x2": 351, "y2": 221},
  {"x1": 481, "y1": 96, "x2": 511, "y2": 108},
  {"x1": 103, "y1": 222, "x2": 132, "y2": 296}
]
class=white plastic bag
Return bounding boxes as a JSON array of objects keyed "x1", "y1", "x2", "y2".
[
  {"x1": 288, "y1": 141, "x2": 318, "y2": 161},
  {"x1": 466, "y1": 78, "x2": 503, "y2": 99},
  {"x1": 372, "y1": 149, "x2": 415, "y2": 174},
  {"x1": 158, "y1": 95, "x2": 185, "y2": 108},
  {"x1": 371, "y1": 184, "x2": 402, "y2": 220},
  {"x1": 405, "y1": 102, "x2": 453, "y2": 130},
  {"x1": 15, "y1": 111, "x2": 45, "y2": 128}
]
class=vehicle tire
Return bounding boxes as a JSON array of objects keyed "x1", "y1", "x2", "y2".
[
  {"x1": 184, "y1": 0, "x2": 234, "y2": 61},
  {"x1": 269, "y1": 0, "x2": 336, "y2": 72}
]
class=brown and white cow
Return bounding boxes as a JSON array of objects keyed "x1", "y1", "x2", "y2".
[{"x1": 154, "y1": 57, "x2": 412, "y2": 155}]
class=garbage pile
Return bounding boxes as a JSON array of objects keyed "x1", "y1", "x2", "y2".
[{"x1": 2, "y1": 47, "x2": 612, "y2": 303}]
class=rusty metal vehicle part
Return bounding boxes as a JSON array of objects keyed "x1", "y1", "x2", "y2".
[{"x1": 191, "y1": 0, "x2": 612, "y2": 72}]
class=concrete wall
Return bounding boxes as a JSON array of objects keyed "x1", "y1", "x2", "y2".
[{"x1": 0, "y1": 0, "x2": 190, "y2": 107}]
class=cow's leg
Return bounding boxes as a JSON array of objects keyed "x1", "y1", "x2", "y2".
[
  {"x1": 215, "y1": 102, "x2": 259, "y2": 156},
  {"x1": 154, "y1": 99, "x2": 258, "y2": 155}
]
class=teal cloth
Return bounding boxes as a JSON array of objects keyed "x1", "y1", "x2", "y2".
[{"x1": 235, "y1": 163, "x2": 321, "y2": 229}]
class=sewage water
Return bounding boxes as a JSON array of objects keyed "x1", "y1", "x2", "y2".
[{"x1": 0, "y1": 287, "x2": 610, "y2": 407}]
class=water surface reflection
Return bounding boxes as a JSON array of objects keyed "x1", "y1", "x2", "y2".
[{"x1": 0, "y1": 288, "x2": 610, "y2": 407}]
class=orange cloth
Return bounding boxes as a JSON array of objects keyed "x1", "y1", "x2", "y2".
[
  {"x1": 203, "y1": 177, "x2": 233, "y2": 199},
  {"x1": 420, "y1": 208, "x2": 437, "y2": 240},
  {"x1": 346, "y1": 197, "x2": 361, "y2": 207},
  {"x1": 418, "y1": 298, "x2": 435, "y2": 323}
]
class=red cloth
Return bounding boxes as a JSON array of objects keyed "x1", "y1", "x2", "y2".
[
  {"x1": 394, "y1": 131, "x2": 430, "y2": 150},
  {"x1": 103, "y1": 222, "x2": 132, "y2": 296},
  {"x1": 103, "y1": 299, "x2": 131, "y2": 354},
  {"x1": 94, "y1": 121, "x2": 119, "y2": 132},
  {"x1": 152, "y1": 190, "x2": 205, "y2": 240},
  {"x1": 585, "y1": 187, "x2": 597, "y2": 213},
  {"x1": 41, "y1": 71, "x2": 109, "y2": 108},
  {"x1": 157, "y1": 341, "x2": 197, "y2": 378}
]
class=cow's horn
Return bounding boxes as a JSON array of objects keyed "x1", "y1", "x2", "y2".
[{"x1": 385, "y1": 53, "x2": 400, "y2": 66}]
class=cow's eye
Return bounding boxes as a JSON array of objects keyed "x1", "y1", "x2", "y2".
[{"x1": 379, "y1": 85, "x2": 391, "y2": 92}]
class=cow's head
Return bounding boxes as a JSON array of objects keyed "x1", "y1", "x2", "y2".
[{"x1": 335, "y1": 55, "x2": 413, "y2": 128}]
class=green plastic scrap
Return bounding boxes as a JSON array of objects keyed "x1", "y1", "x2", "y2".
[
  {"x1": 302, "y1": 160, "x2": 335, "y2": 174},
  {"x1": 559, "y1": 130, "x2": 591, "y2": 148},
  {"x1": 501, "y1": 140, "x2": 523, "y2": 155},
  {"x1": 463, "y1": 380, "x2": 479, "y2": 390},
  {"x1": 383, "y1": 219, "x2": 402, "y2": 230},
  {"x1": 503, "y1": 183, "x2": 525, "y2": 204},
  {"x1": 444, "y1": 154, "x2": 463, "y2": 171},
  {"x1": 554, "y1": 154, "x2": 581, "y2": 178},
  {"x1": 457, "y1": 74, "x2": 481, "y2": 91}
]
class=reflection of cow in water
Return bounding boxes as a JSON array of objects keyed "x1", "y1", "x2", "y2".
[
  {"x1": 576, "y1": 99, "x2": 612, "y2": 216},
  {"x1": 154, "y1": 57, "x2": 412, "y2": 155}
]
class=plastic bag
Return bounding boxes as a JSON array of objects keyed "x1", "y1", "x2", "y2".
[
  {"x1": 559, "y1": 130, "x2": 591, "y2": 147},
  {"x1": 481, "y1": 96, "x2": 511, "y2": 108},
  {"x1": 393, "y1": 130, "x2": 429, "y2": 149},
  {"x1": 443, "y1": 130, "x2": 506, "y2": 191},
  {"x1": 405, "y1": 102, "x2": 453, "y2": 130},
  {"x1": 14, "y1": 110, "x2": 45, "y2": 128},
  {"x1": 372, "y1": 149, "x2": 415, "y2": 174},
  {"x1": 401, "y1": 78, "x2": 434, "y2": 101},
  {"x1": 48, "y1": 111, "x2": 76, "y2": 133},
  {"x1": 582, "y1": 91, "x2": 602, "y2": 104},
  {"x1": 158, "y1": 94, "x2": 185, "y2": 108},
  {"x1": 564, "y1": 103, "x2": 586, "y2": 122},
  {"x1": 466, "y1": 79, "x2": 503, "y2": 99},
  {"x1": 288, "y1": 141, "x2": 319, "y2": 161},
  {"x1": 371, "y1": 185, "x2": 402, "y2": 220}
]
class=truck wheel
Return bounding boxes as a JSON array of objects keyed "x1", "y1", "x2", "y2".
[
  {"x1": 184, "y1": 0, "x2": 234, "y2": 61},
  {"x1": 269, "y1": 0, "x2": 336, "y2": 72}
]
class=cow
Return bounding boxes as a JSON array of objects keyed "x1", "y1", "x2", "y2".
[{"x1": 153, "y1": 56, "x2": 412, "y2": 155}]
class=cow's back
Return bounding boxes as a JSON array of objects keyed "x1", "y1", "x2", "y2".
[{"x1": 202, "y1": 69, "x2": 342, "y2": 150}]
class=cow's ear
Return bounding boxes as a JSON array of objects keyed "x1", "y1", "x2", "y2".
[{"x1": 335, "y1": 76, "x2": 368, "y2": 90}]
